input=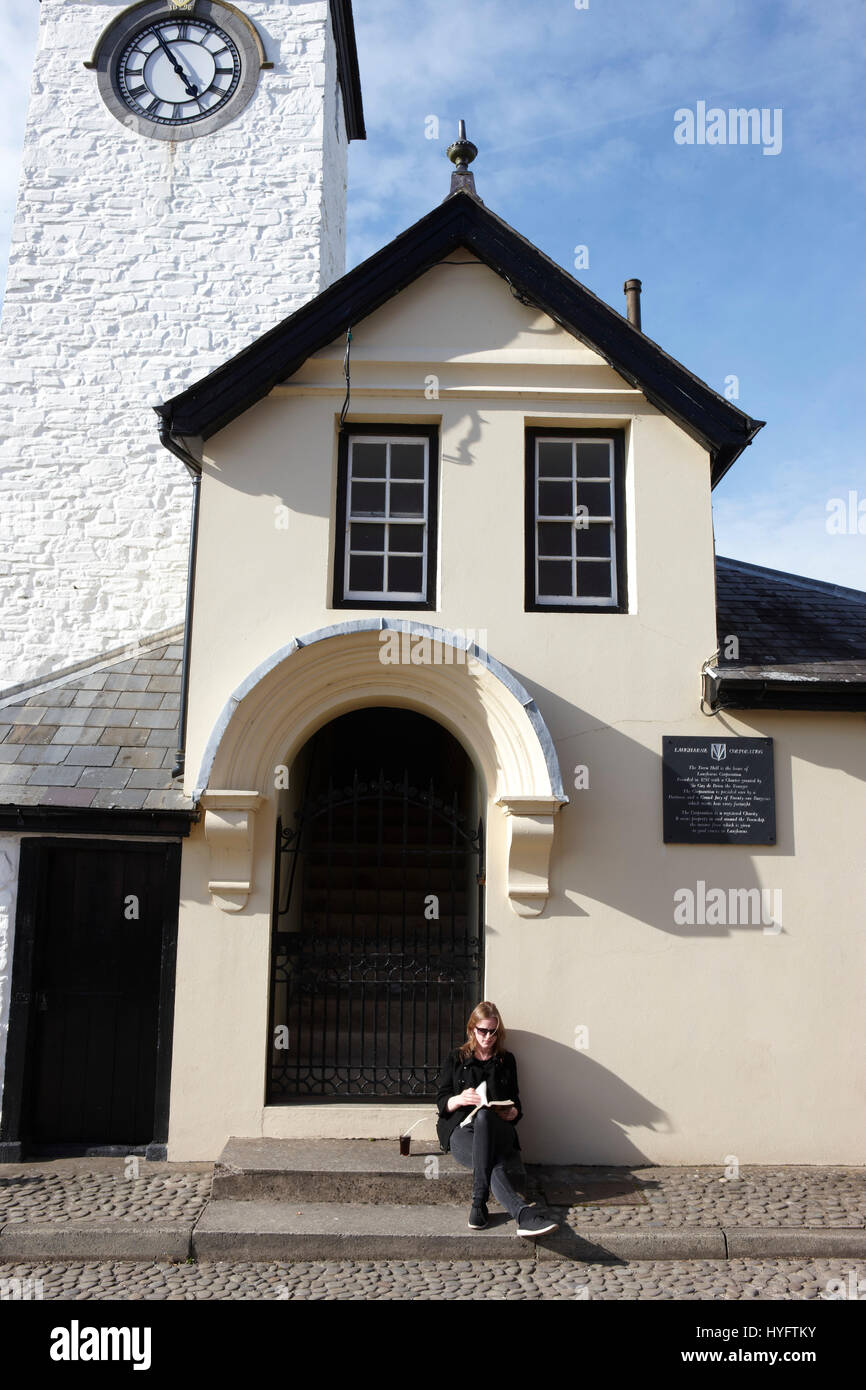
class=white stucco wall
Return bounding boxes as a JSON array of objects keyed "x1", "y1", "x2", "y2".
[{"x1": 0, "y1": 0, "x2": 349, "y2": 688}]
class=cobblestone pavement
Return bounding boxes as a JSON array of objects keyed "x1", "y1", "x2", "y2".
[
  {"x1": 2, "y1": 1161, "x2": 863, "y2": 1229},
  {"x1": 0, "y1": 1257, "x2": 858, "y2": 1300},
  {"x1": 536, "y1": 1166, "x2": 866, "y2": 1229},
  {"x1": 0, "y1": 1160, "x2": 211, "y2": 1226}
]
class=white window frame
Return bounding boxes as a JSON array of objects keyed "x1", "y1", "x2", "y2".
[
  {"x1": 342, "y1": 434, "x2": 430, "y2": 603},
  {"x1": 533, "y1": 435, "x2": 618, "y2": 608}
]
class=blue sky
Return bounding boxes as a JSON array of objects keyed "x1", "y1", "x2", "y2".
[{"x1": 2, "y1": 0, "x2": 863, "y2": 589}]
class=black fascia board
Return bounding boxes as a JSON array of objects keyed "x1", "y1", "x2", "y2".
[
  {"x1": 330, "y1": 0, "x2": 365, "y2": 141},
  {"x1": 160, "y1": 192, "x2": 763, "y2": 478},
  {"x1": 704, "y1": 672, "x2": 866, "y2": 712},
  {"x1": 0, "y1": 805, "x2": 198, "y2": 835}
]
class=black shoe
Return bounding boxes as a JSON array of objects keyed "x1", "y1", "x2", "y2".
[
  {"x1": 468, "y1": 1202, "x2": 489, "y2": 1229},
  {"x1": 515, "y1": 1205, "x2": 559, "y2": 1237}
]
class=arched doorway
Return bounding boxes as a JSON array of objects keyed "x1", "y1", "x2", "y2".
[{"x1": 267, "y1": 708, "x2": 483, "y2": 1100}]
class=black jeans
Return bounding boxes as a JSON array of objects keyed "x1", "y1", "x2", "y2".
[{"x1": 448, "y1": 1108, "x2": 526, "y2": 1219}]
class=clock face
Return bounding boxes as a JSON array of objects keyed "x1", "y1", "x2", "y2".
[
  {"x1": 117, "y1": 17, "x2": 241, "y2": 127},
  {"x1": 95, "y1": 2, "x2": 263, "y2": 141}
]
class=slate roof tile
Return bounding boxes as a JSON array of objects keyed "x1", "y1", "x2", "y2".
[
  {"x1": 2, "y1": 764, "x2": 36, "y2": 784},
  {"x1": 89, "y1": 789, "x2": 150, "y2": 810},
  {"x1": 115, "y1": 747, "x2": 166, "y2": 769},
  {"x1": 99, "y1": 727, "x2": 150, "y2": 747},
  {"x1": 5, "y1": 707, "x2": 45, "y2": 725},
  {"x1": 66, "y1": 745, "x2": 118, "y2": 766},
  {"x1": 53, "y1": 726, "x2": 102, "y2": 745},
  {"x1": 9, "y1": 724, "x2": 58, "y2": 744},
  {"x1": 20, "y1": 743, "x2": 75, "y2": 766},
  {"x1": 104, "y1": 674, "x2": 150, "y2": 691},
  {"x1": 86, "y1": 707, "x2": 134, "y2": 727},
  {"x1": 28, "y1": 766, "x2": 84, "y2": 787},
  {"x1": 78, "y1": 768, "x2": 133, "y2": 789},
  {"x1": 40, "y1": 787, "x2": 97, "y2": 807}
]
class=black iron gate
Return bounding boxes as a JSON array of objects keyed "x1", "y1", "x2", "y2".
[{"x1": 268, "y1": 771, "x2": 483, "y2": 1099}]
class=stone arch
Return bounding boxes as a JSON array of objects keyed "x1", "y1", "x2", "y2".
[{"x1": 197, "y1": 620, "x2": 567, "y2": 916}]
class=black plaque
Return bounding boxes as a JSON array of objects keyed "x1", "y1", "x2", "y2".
[{"x1": 662, "y1": 737, "x2": 775, "y2": 844}]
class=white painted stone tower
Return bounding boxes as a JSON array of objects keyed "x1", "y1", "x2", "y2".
[{"x1": 0, "y1": 0, "x2": 362, "y2": 688}]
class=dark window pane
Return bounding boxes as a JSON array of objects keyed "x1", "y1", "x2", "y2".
[
  {"x1": 350, "y1": 523, "x2": 384, "y2": 552},
  {"x1": 538, "y1": 560, "x2": 573, "y2": 597},
  {"x1": 577, "y1": 562, "x2": 612, "y2": 598},
  {"x1": 575, "y1": 523, "x2": 611, "y2": 559},
  {"x1": 348, "y1": 553, "x2": 384, "y2": 591},
  {"x1": 575, "y1": 442, "x2": 612, "y2": 478},
  {"x1": 351, "y1": 442, "x2": 387, "y2": 477},
  {"x1": 537, "y1": 441, "x2": 573, "y2": 477},
  {"x1": 390, "y1": 443, "x2": 426, "y2": 479},
  {"x1": 351, "y1": 481, "x2": 386, "y2": 515},
  {"x1": 388, "y1": 523, "x2": 424, "y2": 553},
  {"x1": 390, "y1": 483, "x2": 425, "y2": 516},
  {"x1": 576, "y1": 481, "x2": 612, "y2": 516},
  {"x1": 387, "y1": 555, "x2": 424, "y2": 593},
  {"x1": 538, "y1": 523, "x2": 573, "y2": 558},
  {"x1": 538, "y1": 481, "x2": 573, "y2": 517}
]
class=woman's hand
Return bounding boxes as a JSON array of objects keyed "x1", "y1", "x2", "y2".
[
  {"x1": 449, "y1": 1088, "x2": 483, "y2": 1111},
  {"x1": 499, "y1": 1106, "x2": 518, "y2": 1122}
]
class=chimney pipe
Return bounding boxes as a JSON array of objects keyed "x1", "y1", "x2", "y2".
[{"x1": 624, "y1": 278, "x2": 642, "y2": 330}]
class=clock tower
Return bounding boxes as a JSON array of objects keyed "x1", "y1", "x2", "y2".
[{"x1": 0, "y1": 0, "x2": 364, "y2": 688}]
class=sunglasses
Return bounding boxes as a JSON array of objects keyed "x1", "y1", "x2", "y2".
[{"x1": 475, "y1": 1025, "x2": 498, "y2": 1035}]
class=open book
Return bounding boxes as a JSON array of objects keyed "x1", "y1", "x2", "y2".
[{"x1": 459, "y1": 1080, "x2": 514, "y2": 1127}]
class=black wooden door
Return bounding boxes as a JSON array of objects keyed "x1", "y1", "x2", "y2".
[{"x1": 26, "y1": 843, "x2": 176, "y2": 1146}]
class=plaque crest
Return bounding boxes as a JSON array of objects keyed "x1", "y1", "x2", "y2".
[{"x1": 710, "y1": 742, "x2": 727, "y2": 762}]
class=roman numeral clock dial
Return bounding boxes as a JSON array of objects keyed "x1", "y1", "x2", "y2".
[{"x1": 93, "y1": 1, "x2": 264, "y2": 141}]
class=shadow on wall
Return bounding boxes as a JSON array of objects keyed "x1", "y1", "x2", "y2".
[
  {"x1": 507, "y1": 1031, "x2": 670, "y2": 1166},
  {"x1": 513, "y1": 669, "x2": 810, "y2": 940}
]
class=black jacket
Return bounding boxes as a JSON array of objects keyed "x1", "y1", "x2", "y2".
[{"x1": 435, "y1": 1047, "x2": 523, "y2": 1152}]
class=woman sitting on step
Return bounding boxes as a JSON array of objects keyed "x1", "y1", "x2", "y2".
[{"x1": 436, "y1": 1001, "x2": 559, "y2": 1236}]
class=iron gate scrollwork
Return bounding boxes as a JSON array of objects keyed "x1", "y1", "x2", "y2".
[{"x1": 268, "y1": 771, "x2": 484, "y2": 1099}]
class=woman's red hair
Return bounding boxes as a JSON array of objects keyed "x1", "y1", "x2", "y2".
[{"x1": 458, "y1": 1001, "x2": 507, "y2": 1061}]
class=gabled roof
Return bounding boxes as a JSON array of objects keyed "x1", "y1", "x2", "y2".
[{"x1": 159, "y1": 190, "x2": 763, "y2": 486}]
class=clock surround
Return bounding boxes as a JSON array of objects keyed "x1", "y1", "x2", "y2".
[{"x1": 93, "y1": 0, "x2": 265, "y2": 141}]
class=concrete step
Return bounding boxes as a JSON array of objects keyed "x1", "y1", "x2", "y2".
[
  {"x1": 197, "y1": 1201, "x2": 821, "y2": 1262},
  {"x1": 193, "y1": 1199, "x2": 568, "y2": 1261},
  {"x1": 212, "y1": 1137, "x2": 529, "y2": 1205}
]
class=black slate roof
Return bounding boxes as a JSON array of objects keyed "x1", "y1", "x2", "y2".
[
  {"x1": 159, "y1": 189, "x2": 763, "y2": 486},
  {"x1": 0, "y1": 629, "x2": 195, "y2": 815},
  {"x1": 715, "y1": 556, "x2": 866, "y2": 666}
]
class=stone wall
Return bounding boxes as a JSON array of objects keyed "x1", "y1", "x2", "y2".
[{"x1": 0, "y1": 1, "x2": 348, "y2": 688}]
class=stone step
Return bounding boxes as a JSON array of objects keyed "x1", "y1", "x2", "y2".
[
  {"x1": 193, "y1": 1199, "x2": 568, "y2": 1261},
  {"x1": 212, "y1": 1137, "x2": 529, "y2": 1206}
]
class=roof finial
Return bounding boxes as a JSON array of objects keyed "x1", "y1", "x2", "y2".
[{"x1": 445, "y1": 120, "x2": 482, "y2": 201}]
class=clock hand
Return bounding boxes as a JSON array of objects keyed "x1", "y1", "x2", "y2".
[{"x1": 154, "y1": 29, "x2": 199, "y2": 98}]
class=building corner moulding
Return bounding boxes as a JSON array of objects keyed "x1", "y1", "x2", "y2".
[
  {"x1": 496, "y1": 796, "x2": 564, "y2": 917},
  {"x1": 201, "y1": 791, "x2": 264, "y2": 913}
]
